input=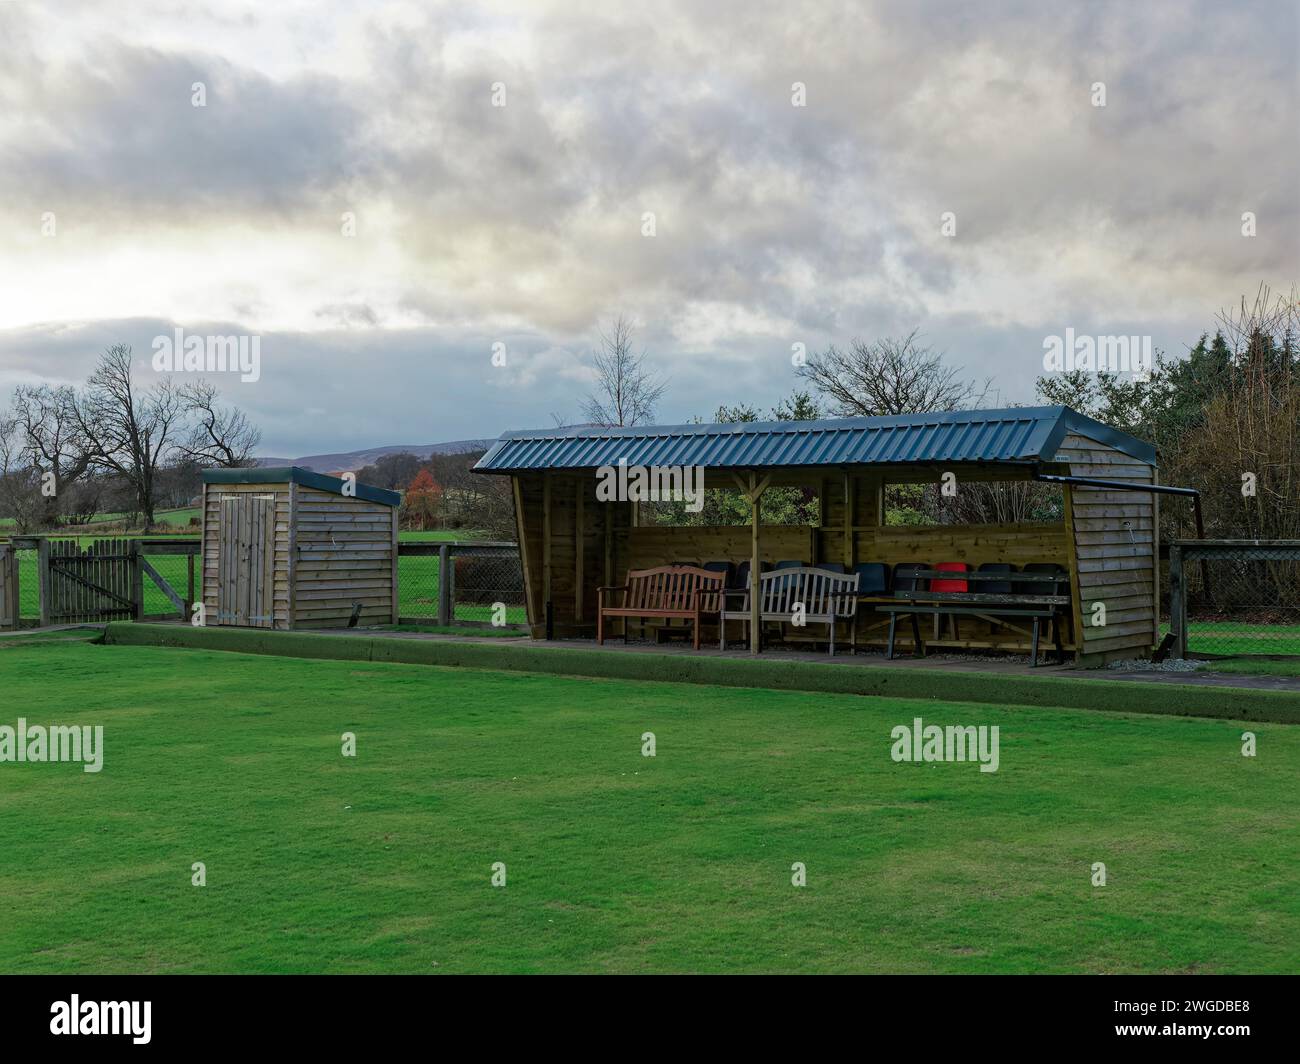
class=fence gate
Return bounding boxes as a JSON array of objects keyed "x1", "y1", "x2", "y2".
[
  {"x1": 0, "y1": 545, "x2": 17, "y2": 629},
  {"x1": 45, "y1": 538, "x2": 136, "y2": 623},
  {"x1": 217, "y1": 494, "x2": 276, "y2": 627}
]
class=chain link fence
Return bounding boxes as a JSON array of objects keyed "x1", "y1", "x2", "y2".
[
  {"x1": 1170, "y1": 541, "x2": 1300, "y2": 657},
  {"x1": 398, "y1": 541, "x2": 526, "y2": 627}
]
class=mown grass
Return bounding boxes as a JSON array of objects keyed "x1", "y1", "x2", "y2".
[
  {"x1": 0, "y1": 641, "x2": 1296, "y2": 974},
  {"x1": 1202, "y1": 658, "x2": 1300, "y2": 678},
  {"x1": 1184, "y1": 621, "x2": 1300, "y2": 656}
]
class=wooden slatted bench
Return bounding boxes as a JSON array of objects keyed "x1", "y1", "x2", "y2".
[
  {"x1": 872, "y1": 570, "x2": 1072, "y2": 666},
  {"x1": 597, "y1": 565, "x2": 725, "y2": 650},
  {"x1": 720, "y1": 565, "x2": 860, "y2": 655}
]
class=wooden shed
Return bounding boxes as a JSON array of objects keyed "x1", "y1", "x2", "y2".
[
  {"x1": 474, "y1": 406, "x2": 1163, "y2": 665},
  {"x1": 200, "y1": 467, "x2": 401, "y2": 630}
]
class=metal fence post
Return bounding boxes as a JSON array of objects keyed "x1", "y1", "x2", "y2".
[
  {"x1": 438, "y1": 544, "x2": 451, "y2": 626},
  {"x1": 1168, "y1": 544, "x2": 1185, "y2": 659}
]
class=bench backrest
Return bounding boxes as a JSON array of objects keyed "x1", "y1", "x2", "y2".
[
  {"x1": 757, "y1": 566, "x2": 858, "y2": 618},
  {"x1": 625, "y1": 566, "x2": 725, "y2": 612}
]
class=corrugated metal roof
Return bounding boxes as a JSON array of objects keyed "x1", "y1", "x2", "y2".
[{"x1": 474, "y1": 406, "x2": 1156, "y2": 473}]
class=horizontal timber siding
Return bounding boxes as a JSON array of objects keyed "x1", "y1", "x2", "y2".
[
  {"x1": 1055, "y1": 432, "x2": 1157, "y2": 661},
  {"x1": 291, "y1": 487, "x2": 396, "y2": 628}
]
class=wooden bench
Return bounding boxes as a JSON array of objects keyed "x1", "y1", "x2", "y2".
[
  {"x1": 597, "y1": 565, "x2": 725, "y2": 650},
  {"x1": 871, "y1": 570, "x2": 1072, "y2": 666},
  {"x1": 720, "y1": 566, "x2": 859, "y2": 655}
]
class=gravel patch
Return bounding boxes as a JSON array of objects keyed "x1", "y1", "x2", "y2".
[{"x1": 1106, "y1": 657, "x2": 1203, "y2": 673}]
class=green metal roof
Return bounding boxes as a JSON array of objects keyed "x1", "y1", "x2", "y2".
[
  {"x1": 201, "y1": 466, "x2": 401, "y2": 507},
  {"x1": 474, "y1": 406, "x2": 1155, "y2": 473}
]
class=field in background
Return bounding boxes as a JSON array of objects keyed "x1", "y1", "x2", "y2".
[
  {"x1": 0, "y1": 507, "x2": 200, "y2": 532},
  {"x1": 0, "y1": 640, "x2": 1295, "y2": 974}
]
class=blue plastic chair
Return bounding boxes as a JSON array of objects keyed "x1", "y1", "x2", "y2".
[{"x1": 854, "y1": 562, "x2": 889, "y2": 596}]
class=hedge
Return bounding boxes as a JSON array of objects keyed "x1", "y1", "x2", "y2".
[{"x1": 100, "y1": 622, "x2": 1300, "y2": 725}]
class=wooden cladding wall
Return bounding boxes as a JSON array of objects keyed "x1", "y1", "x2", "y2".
[
  {"x1": 1056, "y1": 433, "x2": 1157, "y2": 660},
  {"x1": 292, "y1": 487, "x2": 398, "y2": 628},
  {"x1": 854, "y1": 523, "x2": 1069, "y2": 568}
]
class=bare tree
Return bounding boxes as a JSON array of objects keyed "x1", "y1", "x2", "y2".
[
  {"x1": 0, "y1": 411, "x2": 45, "y2": 533},
  {"x1": 797, "y1": 329, "x2": 989, "y2": 416},
  {"x1": 178, "y1": 380, "x2": 262, "y2": 468},
  {"x1": 10, "y1": 383, "x2": 92, "y2": 527},
  {"x1": 581, "y1": 316, "x2": 666, "y2": 427},
  {"x1": 69, "y1": 345, "x2": 185, "y2": 528}
]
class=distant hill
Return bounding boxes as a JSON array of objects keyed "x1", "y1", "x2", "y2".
[{"x1": 258, "y1": 440, "x2": 493, "y2": 473}]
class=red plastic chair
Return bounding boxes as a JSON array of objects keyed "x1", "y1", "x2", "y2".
[
  {"x1": 929, "y1": 562, "x2": 969, "y2": 637},
  {"x1": 930, "y1": 562, "x2": 969, "y2": 593}
]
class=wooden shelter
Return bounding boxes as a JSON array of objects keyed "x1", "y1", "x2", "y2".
[
  {"x1": 200, "y1": 467, "x2": 400, "y2": 630},
  {"x1": 474, "y1": 406, "x2": 1161, "y2": 665}
]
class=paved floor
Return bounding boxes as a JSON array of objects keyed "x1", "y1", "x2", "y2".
[{"x1": 295, "y1": 626, "x2": 1300, "y2": 694}]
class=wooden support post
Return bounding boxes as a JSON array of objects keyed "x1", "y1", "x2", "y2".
[
  {"x1": 1169, "y1": 544, "x2": 1186, "y2": 659},
  {"x1": 286, "y1": 480, "x2": 298, "y2": 628},
  {"x1": 37, "y1": 537, "x2": 51, "y2": 627},
  {"x1": 575, "y1": 477, "x2": 584, "y2": 623},
  {"x1": 390, "y1": 504, "x2": 400, "y2": 625},
  {"x1": 186, "y1": 553, "x2": 195, "y2": 616},
  {"x1": 438, "y1": 544, "x2": 451, "y2": 626},
  {"x1": 511, "y1": 476, "x2": 538, "y2": 632},
  {"x1": 748, "y1": 471, "x2": 765, "y2": 654},
  {"x1": 603, "y1": 502, "x2": 613, "y2": 589},
  {"x1": 842, "y1": 471, "x2": 854, "y2": 568},
  {"x1": 1061, "y1": 484, "x2": 1086, "y2": 663},
  {"x1": 1151, "y1": 467, "x2": 1160, "y2": 649},
  {"x1": 129, "y1": 539, "x2": 144, "y2": 622},
  {"x1": 542, "y1": 475, "x2": 553, "y2": 638}
]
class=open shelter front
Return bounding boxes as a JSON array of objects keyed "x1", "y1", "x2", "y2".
[{"x1": 473, "y1": 406, "x2": 1160, "y2": 665}]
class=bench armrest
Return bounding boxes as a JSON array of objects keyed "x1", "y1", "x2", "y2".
[{"x1": 597, "y1": 584, "x2": 629, "y2": 607}]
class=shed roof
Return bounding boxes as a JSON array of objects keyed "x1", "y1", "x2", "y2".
[
  {"x1": 473, "y1": 405, "x2": 1155, "y2": 473},
  {"x1": 201, "y1": 466, "x2": 402, "y2": 507}
]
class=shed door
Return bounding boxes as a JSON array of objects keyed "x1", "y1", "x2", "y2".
[{"x1": 218, "y1": 493, "x2": 276, "y2": 627}]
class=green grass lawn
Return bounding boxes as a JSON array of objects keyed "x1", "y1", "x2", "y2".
[
  {"x1": 0, "y1": 641, "x2": 1296, "y2": 974},
  {"x1": 1183, "y1": 621, "x2": 1300, "y2": 656},
  {"x1": 1201, "y1": 658, "x2": 1300, "y2": 678}
]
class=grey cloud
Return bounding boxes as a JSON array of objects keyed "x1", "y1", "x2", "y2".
[{"x1": 0, "y1": 0, "x2": 1295, "y2": 451}]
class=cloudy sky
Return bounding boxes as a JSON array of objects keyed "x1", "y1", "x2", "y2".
[{"x1": 1, "y1": 0, "x2": 1296, "y2": 456}]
